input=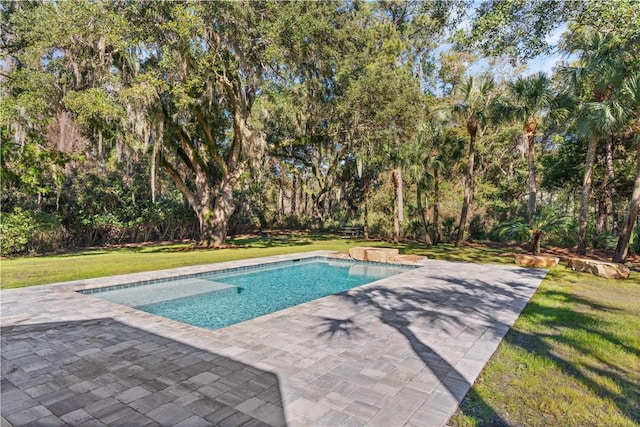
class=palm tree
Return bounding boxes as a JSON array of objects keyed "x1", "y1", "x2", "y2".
[
  {"x1": 560, "y1": 28, "x2": 628, "y2": 256},
  {"x1": 497, "y1": 72, "x2": 554, "y2": 221},
  {"x1": 424, "y1": 113, "x2": 466, "y2": 244},
  {"x1": 499, "y1": 207, "x2": 570, "y2": 256},
  {"x1": 403, "y1": 122, "x2": 452, "y2": 245},
  {"x1": 450, "y1": 75, "x2": 497, "y2": 247},
  {"x1": 404, "y1": 126, "x2": 432, "y2": 243},
  {"x1": 613, "y1": 71, "x2": 640, "y2": 263}
]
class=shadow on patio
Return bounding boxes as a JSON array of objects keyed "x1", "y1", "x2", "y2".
[
  {"x1": 1, "y1": 318, "x2": 286, "y2": 426},
  {"x1": 313, "y1": 268, "x2": 542, "y2": 426}
]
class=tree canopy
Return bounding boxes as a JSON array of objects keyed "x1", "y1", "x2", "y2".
[{"x1": 2, "y1": 0, "x2": 639, "y2": 261}]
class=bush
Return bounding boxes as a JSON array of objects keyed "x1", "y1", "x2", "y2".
[
  {"x1": 497, "y1": 207, "x2": 570, "y2": 255},
  {"x1": 403, "y1": 218, "x2": 426, "y2": 240},
  {"x1": 0, "y1": 208, "x2": 35, "y2": 256},
  {"x1": 30, "y1": 211, "x2": 66, "y2": 253},
  {"x1": 592, "y1": 232, "x2": 619, "y2": 251},
  {"x1": 441, "y1": 216, "x2": 458, "y2": 243},
  {"x1": 369, "y1": 212, "x2": 392, "y2": 239},
  {"x1": 0, "y1": 208, "x2": 64, "y2": 256},
  {"x1": 272, "y1": 214, "x2": 314, "y2": 231},
  {"x1": 469, "y1": 214, "x2": 487, "y2": 241},
  {"x1": 545, "y1": 218, "x2": 578, "y2": 248}
]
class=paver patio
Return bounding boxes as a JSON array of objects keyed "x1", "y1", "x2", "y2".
[{"x1": 1, "y1": 251, "x2": 547, "y2": 426}]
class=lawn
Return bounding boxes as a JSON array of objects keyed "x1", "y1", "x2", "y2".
[
  {"x1": 0, "y1": 234, "x2": 512, "y2": 289},
  {"x1": 1, "y1": 234, "x2": 359, "y2": 289},
  {"x1": 1, "y1": 234, "x2": 638, "y2": 425},
  {"x1": 449, "y1": 266, "x2": 640, "y2": 427}
]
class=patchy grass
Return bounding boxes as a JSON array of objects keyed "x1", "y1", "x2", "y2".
[
  {"x1": 449, "y1": 267, "x2": 640, "y2": 427},
  {"x1": 399, "y1": 241, "x2": 513, "y2": 265}
]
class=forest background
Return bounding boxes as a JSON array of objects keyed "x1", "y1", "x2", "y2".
[{"x1": 1, "y1": 0, "x2": 639, "y2": 263}]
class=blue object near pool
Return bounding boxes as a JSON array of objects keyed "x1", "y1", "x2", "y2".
[{"x1": 85, "y1": 257, "x2": 414, "y2": 330}]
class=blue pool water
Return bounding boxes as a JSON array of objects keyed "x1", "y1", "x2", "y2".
[{"x1": 88, "y1": 258, "x2": 413, "y2": 330}]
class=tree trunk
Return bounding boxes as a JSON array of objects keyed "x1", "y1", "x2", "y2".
[
  {"x1": 613, "y1": 143, "x2": 640, "y2": 263},
  {"x1": 150, "y1": 121, "x2": 163, "y2": 203},
  {"x1": 596, "y1": 191, "x2": 607, "y2": 235},
  {"x1": 532, "y1": 230, "x2": 541, "y2": 255},
  {"x1": 278, "y1": 171, "x2": 285, "y2": 218},
  {"x1": 605, "y1": 134, "x2": 618, "y2": 235},
  {"x1": 597, "y1": 134, "x2": 615, "y2": 235},
  {"x1": 577, "y1": 139, "x2": 598, "y2": 255},
  {"x1": 291, "y1": 174, "x2": 297, "y2": 214},
  {"x1": 393, "y1": 192, "x2": 400, "y2": 244},
  {"x1": 525, "y1": 116, "x2": 537, "y2": 222},
  {"x1": 392, "y1": 167, "x2": 403, "y2": 244},
  {"x1": 456, "y1": 120, "x2": 477, "y2": 247},
  {"x1": 433, "y1": 167, "x2": 440, "y2": 244},
  {"x1": 97, "y1": 129, "x2": 104, "y2": 173},
  {"x1": 417, "y1": 183, "x2": 432, "y2": 244},
  {"x1": 363, "y1": 174, "x2": 370, "y2": 241},
  {"x1": 208, "y1": 180, "x2": 235, "y2": 247},
  {"x1": 196, "y1": 205, "x2": 213, "y2": 247}
]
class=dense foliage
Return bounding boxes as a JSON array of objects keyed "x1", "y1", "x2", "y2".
[{"x1": 1, "y1": 0, "x2": 639, "y2": 261}]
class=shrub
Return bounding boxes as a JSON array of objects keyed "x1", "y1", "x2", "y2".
[
  {"x1": 0, "y1": 208, "x2": 64, "y2": 256},
  {"x1": 369, "y1": 212, "x2": 392, "y2": 239},
  {"x1": 30, "y1": 211, "x2": 66, "y2": 253},
  {"x1": 0, "y1": 208, "x2": 36, "y2": 256},
  {"x1": 441, "y1": 216, "x2": 458, "y2": 243},
  {"x1": 404, "y1": 218, "x2": 426, "y2": 240},
  {"x1": 498, "y1": 207, "x2": 570, "y2": 255},
  {"x1": 469, "y1": 214, "x2": 487, "y2": 241}
]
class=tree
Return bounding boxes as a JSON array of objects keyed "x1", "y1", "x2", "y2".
[
  {"x1": 464, "y1": 0, "x2": 640, "y2": 64},
  {"x1": 346, "y1": 62, "x2": 423, "y2": 242},
  {"x1": 256, "y1": 1, "x2": 355, "y2": 227},
  {"x1": 403, "y1": 124, "x2": 436, "y2": 244},
  {"x1": 613, "y1": 72, "x2": 640, "y2": 262},
  {"x1": 336, "y1": 1, "x2": 428, "y2": 243},
  {"x1": 561, "y1": 24, "x2": 638, "y2": 255},
  {"x1": 450, "y1": 75, "x2": 497, "y2": 246},
  {"x1": 497, "y1": 73, "x2": 554, "y2": 221},
  {"x1": 6, "y1": 1, "x2": 274, "y2": 246},
  {"x1": 499, "y1": 206, "x2": 569, "y2": 255},
  {"x1": 138, "y1": 3, "x2": 270, "y2": 246}
]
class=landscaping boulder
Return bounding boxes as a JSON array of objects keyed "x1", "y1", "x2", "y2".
[
  {"x1": 348, "y1": 247, "x2": 399, "y2": 262},
  {"x1": 567, "y1": 258, "x2": 631, "y2": 279},
  {"x1": 392, "y1": 254, "x2": 427, "y2": 265},
  {"x1": 515, "y1": 254, "x2": 560, "y2": 268},
  {"x1": 327, "y1": 251, "x2": 352, "y2": 260},
  {"x1": 331, "y1": 250, "x2": 425, "y2": 265}
]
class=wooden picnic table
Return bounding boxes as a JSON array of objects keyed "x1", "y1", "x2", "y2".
[{"x1": 339, "y1": 226, "x2": 363, "y2": 237}]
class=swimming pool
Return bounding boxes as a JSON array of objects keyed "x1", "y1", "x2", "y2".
[{"x1": 84, "y1": 257, "x2": 414, "y2": 330}]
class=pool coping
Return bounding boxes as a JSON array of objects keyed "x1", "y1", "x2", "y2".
[
  {"x1": 78, "y1": 253, "x2": 419, "y2": 296},
  {"x1": 41, "y1": 251, "x2": 342, "y2": 293},
  {"x1": 1, "y1": 251, "x2": 547, "y2": 426}
]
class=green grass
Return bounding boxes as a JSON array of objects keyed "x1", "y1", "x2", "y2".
[
  {"x1": 2, "y1": 233, "x2": 638, "y2": 426},
  {"x1": 0, "y1": 234, "x2": 512, "y2": 289},
  {"x1": 449, "y1": 267, "x2": 640, "y2": 427},
  {"x1": 0, "y1": 234, "x2": 353, "y2": 288}
]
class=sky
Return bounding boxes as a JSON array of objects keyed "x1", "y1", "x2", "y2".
[
  {"x1": 523, "y1": 25, "x2": 568, "y2": 76},
  {"x1": 453, "y1": 5, "x2": 570, "y2": 80}
]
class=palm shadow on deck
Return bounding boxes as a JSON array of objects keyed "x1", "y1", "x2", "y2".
[
  {"x1": 1, "y1": 319, "x2": 286, "y2": 426},
  {"x1": 314, "y1": 268, "x2": 546, "y2": 426}
]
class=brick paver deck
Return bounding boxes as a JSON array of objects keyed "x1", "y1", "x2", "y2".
[{"x1": 1, "y1": 251, "x2": 547, "y2": 426}]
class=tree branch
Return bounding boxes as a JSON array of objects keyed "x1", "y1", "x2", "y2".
[{"x1": 192, "y1": 107, "x2": 229, "y2": 177}]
